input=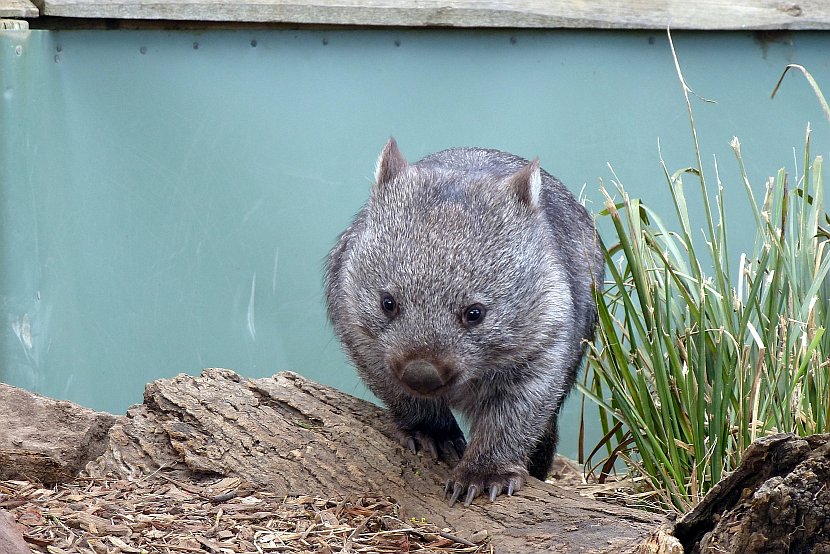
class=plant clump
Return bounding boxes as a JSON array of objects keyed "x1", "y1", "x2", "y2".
[{"x1": 583, "y1": 45, "x2": 830, "y2": 513}]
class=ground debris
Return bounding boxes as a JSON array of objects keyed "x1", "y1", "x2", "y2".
[{"x1": 2, "y1": 476, "x2": 491, "y2": 553}]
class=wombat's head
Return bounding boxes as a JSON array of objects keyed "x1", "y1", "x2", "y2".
[{"x1": 330, "y1": 139, "x2": 569, "y2": 399}]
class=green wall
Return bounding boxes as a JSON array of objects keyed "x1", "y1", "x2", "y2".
[{"x1": 1, "y1": 28, "x2": 828, "y2": 459}]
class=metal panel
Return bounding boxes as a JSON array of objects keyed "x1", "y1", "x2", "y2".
[{"x1": 1, "y1": 28, "x2": 828, "y2": 458}]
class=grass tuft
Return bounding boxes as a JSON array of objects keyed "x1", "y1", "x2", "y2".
[{"x1": 581, "y1": 36, "x2": 830, "y2": 513}]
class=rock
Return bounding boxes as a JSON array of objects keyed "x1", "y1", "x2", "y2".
[{"x1": 0, "y1": 382, "x2": 115, "y2": 484}]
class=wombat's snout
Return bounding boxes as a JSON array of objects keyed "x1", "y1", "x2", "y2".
[
  {"x1": 401, "y1": 360, "x2": 443, "y2": 394},
  {"x1": 392, "y1": 357, "x2": 456, "y2": 396}
]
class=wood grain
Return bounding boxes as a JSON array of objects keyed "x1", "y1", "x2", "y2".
[
  {"x1": 0, "y1": 0, "x2": 37, "y2": 19},
  {"x1": 83, "y1": 369, "x2": 661, "y2": 553},
  {"x1": 24, "y1": 0, "x2": 830, "y2": 29}
]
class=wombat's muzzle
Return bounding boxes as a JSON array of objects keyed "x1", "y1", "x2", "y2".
[{"x1": 397, "y1": 359, "x2": 451, "y2": 396}]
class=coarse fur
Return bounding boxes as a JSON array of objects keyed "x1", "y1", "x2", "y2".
[{"x1": 325, "y1": 138, "x2": 604, "y2": 507}]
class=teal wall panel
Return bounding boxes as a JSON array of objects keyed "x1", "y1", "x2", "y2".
[{"x1": 1, "y1": 28, "x2": 828, "y2": 459}]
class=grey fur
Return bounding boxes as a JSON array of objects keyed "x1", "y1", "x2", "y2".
[{"x1": 325, "y1": 138, "x2": 604, "y2": 506}]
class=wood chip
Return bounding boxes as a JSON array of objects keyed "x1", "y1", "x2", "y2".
[{"x1": 1, "y1": 476, "x2": 486, "y2": 553}]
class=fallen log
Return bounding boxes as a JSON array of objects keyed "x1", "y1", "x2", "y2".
[
  {"x1": 1, "y1": 368, "x2": 660, "y2": 553},
  {"x1": 89, "y1": 368, "x2": 660, "y2": 552}
]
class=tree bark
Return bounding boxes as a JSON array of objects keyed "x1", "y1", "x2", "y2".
[
  {"x1": 672, "y1": 432, "x2": 830, "y2": 553},
  {"x1": 78, "y1": 368, "x2": 660, "y2": 553}
]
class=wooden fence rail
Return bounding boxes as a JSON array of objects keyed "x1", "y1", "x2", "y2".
[{"x1": 3, "y1": 0, "x2": 830, "y2": 29}]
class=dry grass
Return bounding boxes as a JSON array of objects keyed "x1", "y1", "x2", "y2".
[{"x1": 1, "y1": 476, "x2": 492, "y2": 553}]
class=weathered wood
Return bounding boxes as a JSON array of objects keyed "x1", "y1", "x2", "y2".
[
  {"x1": 26, "y1": 0, "x2": 830, "y2": 29},
  {"x1": 673, "y1": 433, "x2": 830, "y2": 553},
  {"x1": 0, "y1": 0, "x2": 37, "y2": 19},
  {"x1": 1, "y1": 19, "x2": 30, "y2": 28},
  {"x1": 82, "y1": 368, "x2": 660, "y2": 553},
  {"x1": 0, "y1": 382, "x2": 115, "y2": 484}
]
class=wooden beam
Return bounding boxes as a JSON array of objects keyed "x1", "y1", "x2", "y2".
[
  {"x1": 0, "y1": 0, "x2": 37, "y2": 18},
  {"x1": 26, "y1": 0, "x2": 830, "y2": 30},
  {"x1": 1, "y1": 19, "x2": 30, "y2": 28},
  {"x1": 0, "y1": 19, "x2": 29, "y2": 27}
]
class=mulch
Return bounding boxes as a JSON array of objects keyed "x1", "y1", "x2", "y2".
[{"x1": 1, "y1": 476, "x2": 492, "y2": 553}]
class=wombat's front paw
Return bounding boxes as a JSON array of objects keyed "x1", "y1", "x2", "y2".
[
  {"x1": 398, "y1": 427, "x2": 467, "y2": 463},
  {"x1": 444, "y1": 464, "x2": 528, "y2": 507}
]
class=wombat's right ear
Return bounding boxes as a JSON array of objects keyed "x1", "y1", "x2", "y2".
[
  {"x1": 374, "y1": 137, "x2": 409, "y2": 188},
  {"x1": 505, "y1": 159, "x2": 542, "y2": 210}
]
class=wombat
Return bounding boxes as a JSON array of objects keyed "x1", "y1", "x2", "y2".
[{"x1": 325, "y1": 138, "x2": 603, "y2": 507}]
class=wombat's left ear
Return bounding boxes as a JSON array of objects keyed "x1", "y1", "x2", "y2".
[
  {"x1": 374, "y1": 137, "x2": 409, "y2": 188},
  {"x1": 505, "y1": 159, "x2": 542, "y2": 210}
]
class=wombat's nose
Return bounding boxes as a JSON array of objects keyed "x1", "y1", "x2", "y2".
[{"x1": 400, "y1": 359, "x2": 444, "y2": 395}]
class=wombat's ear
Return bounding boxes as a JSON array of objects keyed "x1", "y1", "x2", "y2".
[
  {"x1": 375, "y1": 137, "x2": 409, "y2": 187},
  {"x1": 505, "y1": 159, "x2": 542, "y2": 210}
]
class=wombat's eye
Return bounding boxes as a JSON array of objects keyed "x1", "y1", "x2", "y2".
[
  {"x1": 380, "y1": 292, "x2": 399, "y2": 318},
  {"x1": 462, "y1": 303, "x2": 487, "y2": 327}
]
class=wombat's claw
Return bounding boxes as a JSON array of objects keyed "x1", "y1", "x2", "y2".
[
  {"x1": 447, "y1": 467, "x2": 526, "y2": 506},
  {"x1": 487, "y1": 478, "x2": 519, "y2": 502},
  {"x1": 439, "y1": 437, "x2": 466, "y2": 463},
  {"x1": 401, "y1": 434, "x2": 439, "y2": 459},
  {"x1": 507, "y1": 477, "x2": 519, "y2": 496},
  {"x1": 464, "y1": 485, "x2": 479, "y2": 507},
  {"x1": 444, "y1": 481, "x2": 481, "y2": 507},
  {"x1": 446, "y1": 481, "x2": 464, "y2": 507},
  {"x1": 402, "y1": 432, "x2": 464, "y2": 462}
]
